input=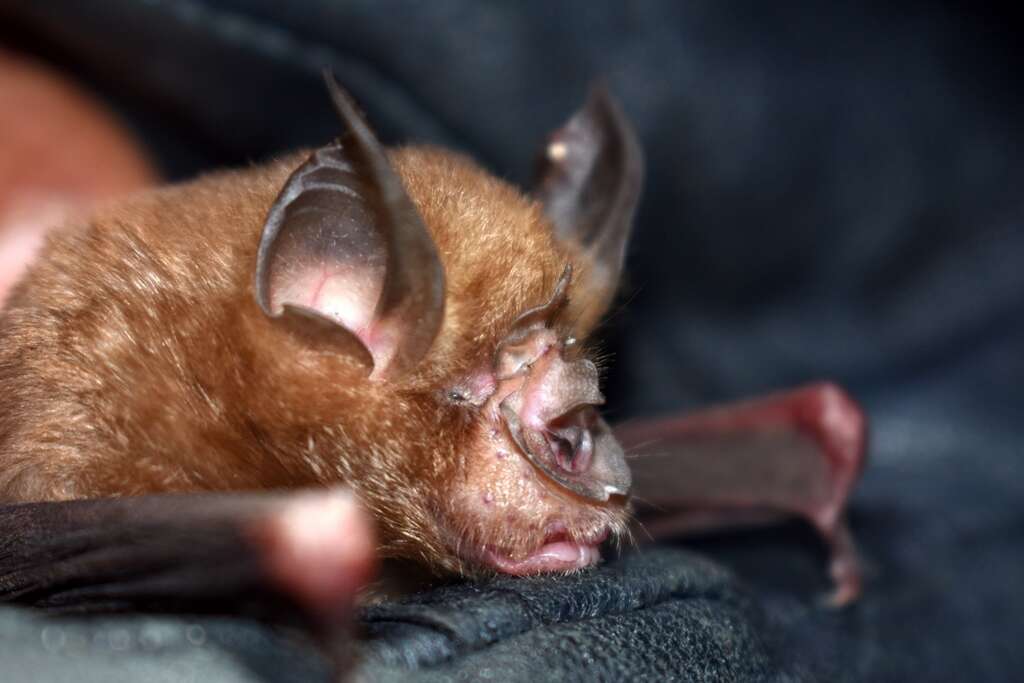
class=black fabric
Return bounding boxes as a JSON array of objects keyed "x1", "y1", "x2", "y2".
[
  {"x1": 0, "y1": 550, "x2": 781, "y2": 682},
  {"x1": 0, "y1": 1, "x2": 1022, "y2": 681},
  {"x1": 358, "y1": 549, "x2": 776, "y2": 682}
]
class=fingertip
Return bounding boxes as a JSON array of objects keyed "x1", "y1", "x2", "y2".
[{"x1": 254, "y1": 488, "x2": 378, "y2": 622}]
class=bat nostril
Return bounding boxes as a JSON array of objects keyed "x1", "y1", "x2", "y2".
[{"x1": 545, "y1": 424, "x2": 594, "y2": 474}]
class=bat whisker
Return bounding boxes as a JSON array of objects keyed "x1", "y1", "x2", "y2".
[
  {"x1": 623, "y1": 441, "x2": 668, "y2": 458},
  {"x1": 626, "y1": 493, "x2": 666, "y2": 515},
  {"x1": 592, "y1": 283, "x2": 644, "y2": 333},
  {"x1": 628, "y1": 517, "x2": 652, "y2": 545}
]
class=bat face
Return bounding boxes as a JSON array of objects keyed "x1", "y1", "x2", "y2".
[
  {"x1": 251, "y1": 76, "x2": 643, "y2": 576},
  {"x1": 405, "y1": 263, "x2": 633, "y2": 576}
]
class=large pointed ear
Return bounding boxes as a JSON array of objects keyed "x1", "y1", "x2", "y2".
[
  {"x1": 255, "y1": 72, "x2": 445, "y2": 380},
  {"x1": 534, "y1": 85, "x2": 643, "y2": 329}
]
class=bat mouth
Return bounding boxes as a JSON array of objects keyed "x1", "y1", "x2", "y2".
[{"x1": 480, "y1": 526, "x2": 609, "y2": 575}]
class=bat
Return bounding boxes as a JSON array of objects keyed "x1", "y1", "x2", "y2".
[{"x1": 0, "y1": 69, "x2": 867, "y2": 667}]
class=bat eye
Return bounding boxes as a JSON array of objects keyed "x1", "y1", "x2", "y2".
[{"x1": 446, "y1": 390, "x2": 467, "y2": 403}]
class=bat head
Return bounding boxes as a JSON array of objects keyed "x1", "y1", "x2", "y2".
[{"x1": 254, "y1": 72, "x2": 643, "y2": 576}]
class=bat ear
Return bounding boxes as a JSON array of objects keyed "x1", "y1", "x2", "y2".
[
  {"x1": 255, "y1": 72, "x2": 445, "y2": 380},
  {"x1": 534, "y1": 85, "x2": 643, "y2": 326}
]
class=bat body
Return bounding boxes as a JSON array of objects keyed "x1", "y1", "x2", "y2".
[{"x1": 0, "y1": 70, "x2": 866, "y2": 664}]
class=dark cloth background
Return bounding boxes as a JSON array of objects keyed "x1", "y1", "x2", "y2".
[{"x1": 0, "y1": 1, "x2": 1021, "y2": 681}]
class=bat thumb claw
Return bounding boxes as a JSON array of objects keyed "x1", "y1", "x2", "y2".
[{"x1": 821, "y1": 518, "x2": 864, "y2": 608}]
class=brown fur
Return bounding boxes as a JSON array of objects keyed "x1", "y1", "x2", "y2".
[{"x1": 0, "y1": 146, "x2": 627, "y2": 574}]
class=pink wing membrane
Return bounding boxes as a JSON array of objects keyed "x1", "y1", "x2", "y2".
[{"x1": 616, "y1": 382, "x2": 867, "y2": 605}]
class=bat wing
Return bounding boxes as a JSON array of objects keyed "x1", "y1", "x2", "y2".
[
  {"x1": 0, "y1": 488, "x2": 374, "y2": 672},
  {"x1": 616, "y1": 382, "x2": 867, "y2": 605}
]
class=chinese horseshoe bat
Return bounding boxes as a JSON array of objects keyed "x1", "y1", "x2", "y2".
[{"x1": 0, "y1": 71, "x2": 867, "y2": 645}]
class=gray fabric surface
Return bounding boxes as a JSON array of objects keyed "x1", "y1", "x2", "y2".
[
  {"x1": 0, "y1": 608, "x2": 330, "y2": 683},
  {"x1": 358, "y1": 550, "x2": 776, "y2": 682},
  {"x1": 0, "y1": 549, "x2": 782, "y2": 683}
]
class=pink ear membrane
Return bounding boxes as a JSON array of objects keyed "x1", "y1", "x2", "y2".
[{"x1": 268, "y1": 254, "x2": 391, "y2": 368}]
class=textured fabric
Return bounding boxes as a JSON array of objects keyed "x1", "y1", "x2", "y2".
[
  {"x1": 0, "y1": 606, "x2": 331, "y2": 683},
  {"x1": 0, "y1": 1, "x2": 1021, "y2": 681},
  {"x1": 0, "y1": 549, "x2": 781, "y2": 682},
  {"x1": 358, "y1": 550, "x2": 777, "y2": 682}
]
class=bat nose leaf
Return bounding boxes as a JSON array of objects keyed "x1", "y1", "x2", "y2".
[{"x1": 501, "y1": 398, "x2": 631, "y2": 502}]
